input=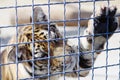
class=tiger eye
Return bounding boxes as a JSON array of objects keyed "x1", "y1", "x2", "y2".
[{"x1": 39, "y1": 32, "x2": 44, "y2": 35}]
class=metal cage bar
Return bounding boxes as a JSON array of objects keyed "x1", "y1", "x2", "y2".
[{"x1": 0, "y1": 0, "x2": 120, "y2": 80}]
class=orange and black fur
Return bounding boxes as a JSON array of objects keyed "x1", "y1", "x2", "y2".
[
  {"x1": 1, "y1": 6, "x2": 119, "y2": 80},
  {"x1": 1, "y1": 7, "x2": 76, "y2": 80}
]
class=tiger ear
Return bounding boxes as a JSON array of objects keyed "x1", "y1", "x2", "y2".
[
  {"x1": 8, "y1": 46, "x2": 30, "y2": 62},
  {"x1": 30, "y1": 7, "x2": 48, "y2": 23}
]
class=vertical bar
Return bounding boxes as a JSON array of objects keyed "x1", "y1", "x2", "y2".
[
  {"x1": 77, "y1": 0, "x2": 81, "y2": 80},
  {"x1": 63, "y1": 0, "x2": 67, "y2": 80},
  {"x1": 92, "y1": 0, "x2": 96, "y2": 80},
  {"x1": 47, "y1": 0, "x2": 51, "y2": 80},
  {"x1": 15, "y1": 0, "x2": 19, "y2": 80},
  {"x1": 31, "y1": 0, "x2": 35, "y2": 79},
  {"x1": 106, "y1": 0, "x2": 110, "y2": 80}
]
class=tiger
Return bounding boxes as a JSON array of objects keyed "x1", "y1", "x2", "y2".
[
  {"x1": 0, "y1": 7, "x2": 77, "y2": 80},
  {"x1": 0, "y1": 6, "x2": 119, "y2": 80}
]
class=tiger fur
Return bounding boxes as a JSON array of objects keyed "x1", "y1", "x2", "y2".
[
  {"x1": 1, "y1": 7, "x2": 77, "y2": 80},
  {"x1": 1, "y1": 6, "x2": 119, "y2": 80}
]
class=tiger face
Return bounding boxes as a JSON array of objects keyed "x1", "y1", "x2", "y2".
[{"x1": 1, "y1": 7, "x2": 76, "y2": 80}]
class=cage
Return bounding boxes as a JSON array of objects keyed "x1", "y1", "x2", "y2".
[{"x1": 0, "y1": 0, "x2": 120, "y2": 80}]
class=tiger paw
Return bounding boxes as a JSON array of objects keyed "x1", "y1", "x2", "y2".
[
  {"x1": 84, "y1": 6, "x2": 119, "y2": 50},
  {"x1": 93, "y1": 6, "x2": 118, "y2": 37}
]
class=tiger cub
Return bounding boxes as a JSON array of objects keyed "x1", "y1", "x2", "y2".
[
  {"x1": 1, "y1": 7, "x2": 76, "y2": 80},
  {"x1": 0, "y1": 6, "x2": 119, "y2": 80}
]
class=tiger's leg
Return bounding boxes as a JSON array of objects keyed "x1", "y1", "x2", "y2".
[{"x1": 79, "y1": 6, "x2": 119, "y2": 77}]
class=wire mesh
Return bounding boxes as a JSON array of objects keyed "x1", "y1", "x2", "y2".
[{"x1": 0, "y1": 0, "x2": 120, "y2": 80}]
